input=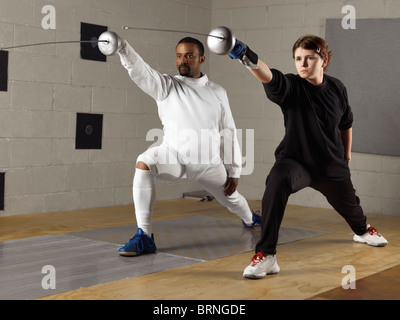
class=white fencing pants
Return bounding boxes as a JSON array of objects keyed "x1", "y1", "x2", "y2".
[{"x1": 133, "y1": 145, "x2": 253, "y2": 235}]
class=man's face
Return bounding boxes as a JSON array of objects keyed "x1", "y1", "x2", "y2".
[{"x1": 176, "y1": 42, "x2": 205, "y2": 78}]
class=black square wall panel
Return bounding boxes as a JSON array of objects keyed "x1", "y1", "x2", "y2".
[
  {"x1": 80, "y1": 22, "x2": 107, "y2": 62},
  {"x1": 0, "y1": 172, "x2": 5, "y2": 211},
  {"x1": 0, "y1": 50, "x2": 9, "y2": 92},
  {"x1": 76, "y1": 113, "x2": 103, "y2": 149}
]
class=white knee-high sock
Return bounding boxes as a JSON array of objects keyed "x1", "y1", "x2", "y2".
[{"x1": 133, "y1": 168, "x2": 156, "y2": 235}]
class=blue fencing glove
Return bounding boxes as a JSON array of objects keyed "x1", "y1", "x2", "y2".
[
  {"x1": 228, "y1": 39, "x2": 247, "y2": 60},
  {"x1": 228, "y1": 39, "x2": 259, "y2": 69}
]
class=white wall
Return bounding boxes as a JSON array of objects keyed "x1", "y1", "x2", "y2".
[
  {"x1": 0, "y1": 0, "x2": 212, "y2": 216},
  {"x1": 210, "y1": 0, "x2": 400, "y2": 216},
  {"x1": 0, "y1": 0, "x2": 399, "y2": 218}
]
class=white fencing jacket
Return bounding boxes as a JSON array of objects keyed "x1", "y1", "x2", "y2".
[{"x1": 118, "y1": 42, "x2": 242, "y2": 178}]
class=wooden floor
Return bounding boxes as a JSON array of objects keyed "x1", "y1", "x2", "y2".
[{"x1": 1, "y1": 198, "x2": 399, "y2": 300}]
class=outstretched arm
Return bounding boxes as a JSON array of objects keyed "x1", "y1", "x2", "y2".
[
  {"x1": 249, "y1": 59, "x2": 273, "y2": 84},
  {"x1": 228, "y1": 39, "x2": 273, "y2": 83},
  {"x1": 98, "y1": 31, "x2": 171, "y2": 101}
]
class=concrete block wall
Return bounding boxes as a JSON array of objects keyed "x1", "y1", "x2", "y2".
[
  {"x1": 0, "y1": 0, "x2": 212, "y2": 216},
  {"x1": 210, "y1": 0, "x2": 400, "y2": 217},
  {"x1": 1, "y1": 0, "x2": 399, "y2": 218}
]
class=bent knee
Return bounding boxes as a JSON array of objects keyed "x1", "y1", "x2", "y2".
[{"x1": 267, "y1": 163, "x2": 291, "y2": 185}]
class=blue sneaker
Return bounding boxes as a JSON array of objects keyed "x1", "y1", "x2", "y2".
[
  {"x1": 118, "y1": 228, "x2": 157, "y2": 256},
  {"x1": 242, "y1": 210, "x2": 262, "y2": 228}
]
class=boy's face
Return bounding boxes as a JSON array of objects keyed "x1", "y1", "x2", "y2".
[{"x1": 294, "y1": 47, "x2": 327, "y2": 84}]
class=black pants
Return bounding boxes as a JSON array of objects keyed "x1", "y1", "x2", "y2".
[{"x1": 256, "y1": 158, "x2": 367, "y2": 255}]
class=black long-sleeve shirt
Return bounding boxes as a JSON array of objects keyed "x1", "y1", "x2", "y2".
[{"x1": 263, "y1": 69, "x2": 353, "y2": 180}]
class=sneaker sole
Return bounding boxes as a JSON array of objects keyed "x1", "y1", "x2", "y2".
[
  {"x1": 243, "y1": 264, "x2": 280, "y2": 279},
  {"x1": 118, "y1": 249, "x2": 157, "y2": 257},
  {"x1": 118, "y1": 251, "x2": 140, "y2": 257},
  {"x1": 243, "y1": 272, "x2": 266, "y2": 279},
  {"x1": 353, "y1": 236, "x2": 388, "y2": 247}
]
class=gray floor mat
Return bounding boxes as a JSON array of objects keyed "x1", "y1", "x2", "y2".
[
  {"x1": 0, "y1": 234, "x2": 200, "y2": 300},
  {"x1": 70, "y1": 215, "x2": 329, "y2": 260},
  {"x1": 0, "y1": 215, "x2": 328, "y2": 300}
]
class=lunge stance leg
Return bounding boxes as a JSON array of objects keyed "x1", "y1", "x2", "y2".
[
  {"x1": 132, "y1": 165, "x2": 156, "y2": 235},
  {"x1": 256, "y1": 159, "x2": 311, "y2": 255},
  {"x1": 313, "y1": 178, "x2": 387, "y2": 246},
  {"x1": 196, "y1": 163, "x2": 257, "y2": 226},
  {"x1": 118, "y1": 145, "x2": 185, "y2": 256},
  {"x1": 244, "y1": 159, "x2": 311, "y2": 279}
]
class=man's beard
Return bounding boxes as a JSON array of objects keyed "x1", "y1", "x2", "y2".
[{"x1": 179, "y1": 65, "x2": 191, "y2": 77}]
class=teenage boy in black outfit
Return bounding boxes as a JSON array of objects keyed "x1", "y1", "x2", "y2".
[{"x1": 228, "y1": 35, "x2": 388, "y2": 279}]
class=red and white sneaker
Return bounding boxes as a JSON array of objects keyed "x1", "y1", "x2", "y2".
[
  {"x1": 353, "y1": 225, "x2": 388, "y2": 247},
  {"x1": 243, "y1": 251, "x2": 280, "y2": 279}
]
